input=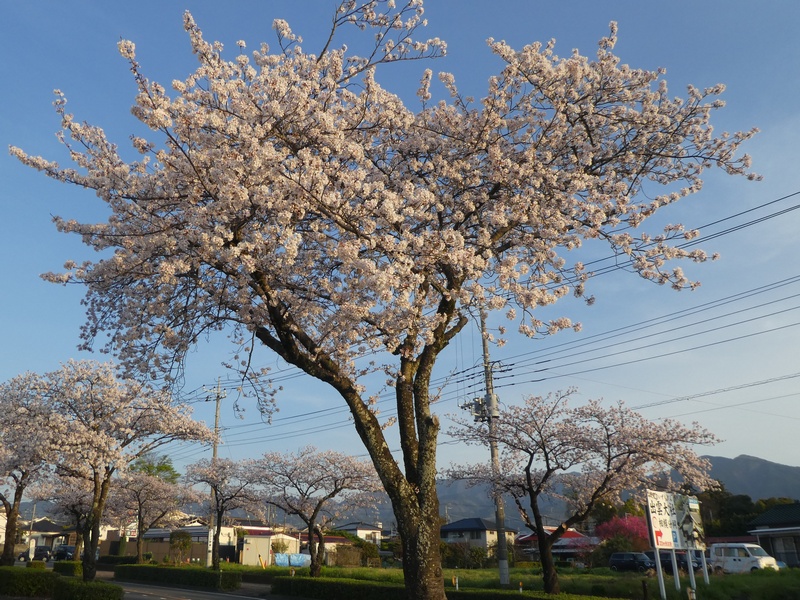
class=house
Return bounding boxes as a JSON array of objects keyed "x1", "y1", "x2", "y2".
[
  {"x1": 240, "y1": 530, "x2": 302, "y2": 567},
  {"x1": 336, "y1": 521, "x2": 382, "y2": 544},
  {"x1": 747, "y1": 502, "x2": 800, "y2": 567},
  {"x1": 135, "y1": 523, "x2": 238, "y2": 564},
  {"x1": 22, "y1": 518, "x2": 74, "y2": 549},
  {"x1": 440, "y1": 518, "x2": 516, "y2": 555},
  {"x1": 516, "y1": 526, "x2": 597, "y2": 561}
]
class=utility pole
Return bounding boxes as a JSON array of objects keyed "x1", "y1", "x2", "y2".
[
  {"x1": 461, "y1": 309, "x2": 510, "y2": 586},
  {"x1": 205, "y1": 379, "x2": 226, "y2": 567}
]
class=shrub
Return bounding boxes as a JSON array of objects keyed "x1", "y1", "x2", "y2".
[
  {"x1": 25, "y1": 560, "x2": 47, "y2": 570},
  {"x1": 52, "y1": 578, "x2": 124, "y2": 600},
  {"x1": 53, "y1": 561, "x2": 83, "y2": 577},
  {"x1": 0, "y1": 566, "x2": 58, "y2": 597},
  {"x1": 334, "y1": 545, "x2": 362, "y2": 567},
  {"x1": 272, "y1": 575, "x2": 617, "y2": 600},
  {"x1": 115, "y1": 564, "x2": 242, "y2": 591},
  {"x1": 169, "y1": 530, "x2": 192, "y2": 564},
  {"x1": 98, "y1": 555, "x2": 138, "y2": 565}
]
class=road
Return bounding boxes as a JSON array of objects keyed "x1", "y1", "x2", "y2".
[{"x1": 115, "y1": 581, "x2": 268, "y2": 600}]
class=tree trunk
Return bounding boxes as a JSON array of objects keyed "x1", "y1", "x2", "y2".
[
  {"x1": 393, "y1": 486, "x2": 446, "y2": 600},
  {"x1": 309, "y1": 527, "x2": 324, "y2": 577},
  {"x1": 0, "y1": 490, "x2": 23, "y2": 566},
  {"x1": 532, "y1": 499, "x2": 560, "y2": 594},
  {"x1": 212, "y1": 508, "x2": 224, "y2": 570},
  {"x1": 82, "y1": 528, "x2": 97, "y2": 582},
  {"x1": 136, "y1": 518, "x2": 146, "y2": 563},
  {"x1": 538, "y1": 534, "x2": 559, "y2": 594}
]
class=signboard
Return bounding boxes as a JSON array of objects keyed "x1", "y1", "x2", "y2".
[
  {"x1": 675, "y1": 494, "x2": 705, "y2": 550},
  {"x1": 647, "y1": 490, "x2": 679, "y2": 549},
  {"x1": 646, "y1": 490, "x2": 705, "y2": 550}
]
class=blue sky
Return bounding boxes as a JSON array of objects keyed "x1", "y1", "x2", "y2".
[{"x1": 2, "y1": 1, "x2": 800, "y2": 475}]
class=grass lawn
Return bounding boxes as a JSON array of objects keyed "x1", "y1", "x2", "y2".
[{"x1": 224, "y1": 562, "x2": 800, "y2": 599}]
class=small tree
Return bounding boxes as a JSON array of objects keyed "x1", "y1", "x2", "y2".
[
  {"x1": 169, "y1": 530, "x2": 192, "y2": 564},
  {"x1": 448, "y1": 390, "x2": 719, "y2": 594},
  {"x1": 0, "y1": 372, "x2": 57, "y2": 565},
  {"x1": 252, "y1": 446, "x2": 381, "y2": 577},
  {"x1": 110, "y1": 455, "x2": 189, "y2": 563},
  {"x1": 184, "y1": 458, "x2": 257, "y2": 571},
  {"x1": 44, "y1": 475, "x2": 94, "y2": 561},
  {"x1": 45, "y1": 360, "x2": 213, "y2": 581}
]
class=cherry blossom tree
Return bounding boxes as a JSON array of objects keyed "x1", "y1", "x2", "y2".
[
  {"x1": 184, "y1": 457, "x2": 257, "y2": 571},
  {"x1": 10, "y1": 1, "x2": 757, "y2": 597},
  {"x1": 447, "y1": 390, "x2": 719, "y2": 594},
  {"x1": 110, "y1": 454, "x2": 187, "y2": 563},
  {"x1": 0, "y1": 372, "x2": 58, "y2": 565},
  {"x1": 252, "y1": 446, "x2": 382, "y2": 577},
  {"x1": 42, "y1": 475, "x2": 94, "y2": 561},
  {"x1": 44, "y1": 360, "x2": 212, "y2": 581}
]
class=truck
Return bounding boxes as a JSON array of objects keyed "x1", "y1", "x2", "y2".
[{"x1": 708, "y1": 543, "x2": 778, "y2": 573}]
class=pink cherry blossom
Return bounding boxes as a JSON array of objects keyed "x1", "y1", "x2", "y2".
[{"x1": 9, "y1": 2, "x2": 755, "y2": 597}]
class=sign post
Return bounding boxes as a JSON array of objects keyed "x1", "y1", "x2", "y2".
[{"x1": 646, "y1": 490, "x2": 707, "y2": 600}]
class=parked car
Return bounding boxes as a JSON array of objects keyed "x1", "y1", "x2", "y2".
[
  {"x1": 17, "y1": 546, "x2": 51, "y2": 562},
  {"x1": 79, "y1": 548, "x2": 100, "y2": 561},
  {"x1": 645, "y1": 549, "x2": 702, "y2": 572},
  {"x1": 609, "y1": 552, "x2": 655, "y2": 572},
  {"x1": 52, "y1": 544, "x2": 75, "y2": 561},
  {"x1": 708, "y1": 543, "x2": 778, "y2": 573}
]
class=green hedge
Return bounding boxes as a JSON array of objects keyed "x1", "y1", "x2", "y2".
[
  {"x1": 272, "y1": 576, "x2": 407, "y2": 600},
  {"x1": 53, "y1": 561, "x2": 82, "y2": 577},
  {"x1": 97, "y1": 555, "x2": 137, "y2": 565},
  {"x1": 270, "y1": 576, "x2": 622, "y2": 600},
  {"x1": 114, "y1": 564, "x2": 242, "y2": 591},
  {"x1": 51, "y1": 578, "x2": 124, "y2": 600},
  {"x1": 0, "y1": 566, "x2": 59, "y2": 597},
  {"x1": 26, "y1": 560, "x2": 47, "y2": 570}
]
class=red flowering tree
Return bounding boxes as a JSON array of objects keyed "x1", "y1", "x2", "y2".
[{"x1": 596, "y1": 515, "x2": 650, "y2": 550}]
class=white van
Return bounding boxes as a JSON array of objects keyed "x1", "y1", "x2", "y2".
[{"x1": 708, "y1": 543, "x2": 778, "y2": 573}]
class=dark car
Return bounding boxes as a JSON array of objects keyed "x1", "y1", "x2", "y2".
[
  {"x1": 52, "y1": 544, "x2": 75, "y2": 561},
  {"x1": 645, "y1": 550, "x2": 702, "y2": 572},
  {"x1": 609, "y1": 552, "x2": 655, "y2": 572},
  {"x1": 678, "y1": 550, "x2": 702, "y2": 572},
  {"x1": 18, "y1": 546, "x2": 51, "y2": 562}
]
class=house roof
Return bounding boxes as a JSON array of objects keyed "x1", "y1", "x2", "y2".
[
  {"x1": 748, "y1": 503, "x2": 800, "y2": 528},
  {"x1": 337, "y1": 522, "x2": 382, "y2": 532},
  {"x1": 516, "y1": 527, "x2": 587, "y2": 544},
  {"x1": 27, "y1": 518, "x2": 71, "y2": 534},
  {"x1": 440, "y1": 518, "x2": 498, "y2": 533}
]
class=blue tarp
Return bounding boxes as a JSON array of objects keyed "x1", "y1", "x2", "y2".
[{"x1": 274, "y1": 553, "x2": 312, "y2": 567}]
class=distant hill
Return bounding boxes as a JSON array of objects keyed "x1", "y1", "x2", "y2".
[
  {"x1": 704, "y1": 454, "x2": 800, "y2": 501},
  {"x1": 326, "y1": 455, "x2": 800, "y2": 534},
  {"x1": 427, "y1": 455, "x2": 800, "y2": 532}
]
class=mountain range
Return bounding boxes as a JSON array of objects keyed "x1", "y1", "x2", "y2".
[
  {"x1": 705, "y1": 454, "x2": 800, "y2": 501},
  {"x1": 371, "y1": 454, "x2": 800, "y2": 533}
]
